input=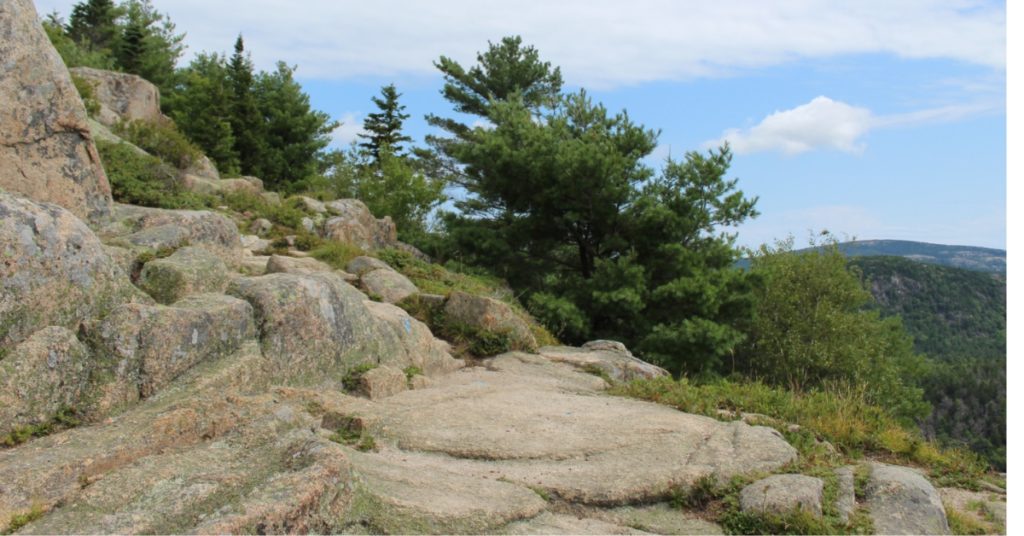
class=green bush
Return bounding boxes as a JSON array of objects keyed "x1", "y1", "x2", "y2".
[
  {"x1": 310, "y1": 242, "x2": 365, "y2": 270},
  {"x1": 740, "y1": 236, "x2": 929, "y2": 423},
  {"x1": 219, "y1": 191, "x2": 306, "y2": 230},
  {"x1": 113, "y1": 119, "x2": 203, "y2": 170},
  {"x1": 70, "y1": 74, "x2": 100, "y2": 117},
  {"x1": 377, "y1": 248, "x2": 558, "y2": 347},
  {"x1": 96, "y1": 140, "x2": 213, "y2": 209}
]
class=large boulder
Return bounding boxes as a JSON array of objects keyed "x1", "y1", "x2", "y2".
[
  {"x1": 265, "y1": 254, "x2": 333, "y2": 275},
  {"x1": 363, "y1": 300, "x2": 464, "y2": 376},
  {"x1": 0, "y1": 193, "x2": 145, "y2": 350},
  {"x1": 444, "y1": 291, "x2": 538, "y2": 352},
  {"x1": 227, "y1": 273, "x2": 461, "y2": 385},
  {"x1": 69, "y1": 67, "x2": 162, "y2": 127},
  {"x1": 0, "y1": 327, "x2": 91, "y2": 437},
  {"x1": 0, "y1": 0, "x2": 112, "y2": 223},
  {"x1": 361, "y1": 268, "x2": 419, "y2": 304},
  {"x1": 538, "y1": 340, "x2": 669, "y2": 382},
  {"x1": 137, "y1": 246, "x2": 230, "y2": 304},
  {"x1": 866, "y1": 463, "x2": 950, "y2": 535},
  {"x1": 86, "y1": 294, "x2": 255, "y2": 412},
  {"x1": 102, "y1": 204, "x2": 242, "y2": 263},
  {"x1": 739, "y1": 474, "x2": 824, "y2": 518},
  {"x1": 322, "y1": 199, "x2": 397, "y2": 250}
]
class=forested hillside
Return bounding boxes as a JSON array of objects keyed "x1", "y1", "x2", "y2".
[{"x1": 854, "y1": 256, "x2": 1006, "y2": 469}]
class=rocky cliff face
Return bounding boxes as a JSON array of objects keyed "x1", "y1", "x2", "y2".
[
  {"x1": 0, "y1": 0, "x2": 112, "y2": 223},
  {"x1": 0, "y1": 2, "x2": 991, "y2": 534}
]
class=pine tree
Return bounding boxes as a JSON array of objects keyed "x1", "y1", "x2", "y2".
[
  {"x1": 116, "y1": 0, "x2": 186, "y2": 109},
  {"x1": 250, "y1": 62, "x2": 337, "y2": 190},
  {"x1": 172, "y1": 53, "x2": 240, "y2": 175},
  {"x1": 227, "y1": 35, "x2": 266, "y2": 176},
  {"x1": 66, "y1": 0, "x2": 120, "y2": 53},
  {"x1": 358, "y1": 84, "x2": 412, "y2": 162},
  {"x1": 117, "y1": 18, "x2": 145, "y2": 72}
]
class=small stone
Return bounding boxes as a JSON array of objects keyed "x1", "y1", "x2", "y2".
[
  {"x1": 358, "y1": 366, "x2": 408, "y2": 400},
  {"x1": 250, "y1": 218, "x2": 273, "y2": 236}
]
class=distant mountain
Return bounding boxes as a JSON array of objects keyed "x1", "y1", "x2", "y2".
[
  {"x1": 830, "y1": 240, "x2": 1005, "y2": 273},
  {"x1": 853, "y1": 255, "x2": 1005, "y2": 469}
]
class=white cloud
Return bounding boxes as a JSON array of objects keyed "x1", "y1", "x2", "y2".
[
  {"x1": 330, "y1": 112, "x2": 365, "y2": 147},
  {"x1": 706, "y1": 96, "x2": 998, "y2": 155},
  {"x1": 712, "y1": 97, "x2": 873, "y2": 155},
  {"x1": 34, "y1": 0, "x2": 1005, "y2": 87}
]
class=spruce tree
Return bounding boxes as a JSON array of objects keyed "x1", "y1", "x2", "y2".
[
  {"x1": 358, "y1": 84, "x2": 412, "y2": 162},
  {"x1": 117, "y1": 18, "x2": 145, "y2": 72},
  {"x1": 66, "y1": 0, "x2": 120, "y2": 54},
  {"x1": 227, "y1": 35, "x2": 266, "y2": 176}
]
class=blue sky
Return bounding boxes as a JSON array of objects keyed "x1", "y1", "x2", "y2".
[{"x1": 38, "y1": 0, "x2": 1008, "y2": 249}]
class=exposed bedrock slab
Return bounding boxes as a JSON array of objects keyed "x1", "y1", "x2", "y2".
[
  {"x1": 538, "y1": 341, "x2": 669, "y2": 382},
  {"x1": 4, "y1": 388, "x2": 351, "y2": 534},
  {"x1": 330, "y1": 353, "x2": 797, "y2": 506},
  {"x1": 344, "y1": 449, "x2": 548, "y2": 534}
]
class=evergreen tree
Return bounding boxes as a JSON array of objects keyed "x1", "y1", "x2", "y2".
[
  {"x1": 172, "y1": 53, "x2": 239, "y2": 175},
  {"x1": 250, "y1": 62, "x2": 337, "y2": 190},
  {"x1": 227, "y1": 35, "x2": 266, "y2": 176},
  {"x1": 358, "y1": 84, "x2": 412, "y2": 161},
  {"x1": 424, "y1": 35, "x2": 563, "y2": 188},
  {"x1": 116, "y1": 0, "x2": 186, "y2": 108},
  {"x1": 67, "y1": 0, "x2": 120, "y2": 54},
  {"x1": 117, "y1": 17, "x2": 145, "y2": 72}
]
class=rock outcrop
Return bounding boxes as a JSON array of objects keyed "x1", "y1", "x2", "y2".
[
  {"x1": 0, "y1": 0, "x2": 112, "y2": 223},
  {"x1": 68, "y1": 67, "x2": 163, "y2": 127},
  {"x1": 0, "y1": 327, "x2": 91, "y2": 437},
  {"x1": 0, "y1": 193, "x2": 146, "y2": 350},
  {"x1": 538, "y1": 340, "x2": 669, "y2": 382},
  {"x1": 137, "y1": 246, "x2": 230, "y2": 304},
  {"x1": 344, "y1": 257, "x2": 419, "y2": 304},
  {"x1": 85, "y1": 294, "x2": 255, "y2": 410},
  {"x1": 323, "y1": 199, "x2": 397, "y2": 250},
  {"x1": 444, "y1": 291, "x2": 538, "y2": 352}
]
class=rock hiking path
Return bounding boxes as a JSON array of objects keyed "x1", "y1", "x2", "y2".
[{"x1": 1, "y1": 343, "x2": 795, "y2": 534}]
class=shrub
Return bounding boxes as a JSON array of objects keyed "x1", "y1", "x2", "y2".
[
  {"x1": 113, "y1": 119, "x2": 203, "y2": 170},
  {"x1": 310, "y1": 242, "x2": 365, "y2": 270},
  {"x1": 70, "y1": 74, "x2": 100, "y2": 117},
  {"x1": 342, "y1": 363, "x2": 377, "y2": 392},
  {"x1": 219, "y1": 191, "x2": 307, "y2": 230},
  {"x1": 96, "y1": 140, "x2": 213, "y2": 209},
  {"x1": 377, "y1": 248, "x2": 558, "y2": 347}
]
